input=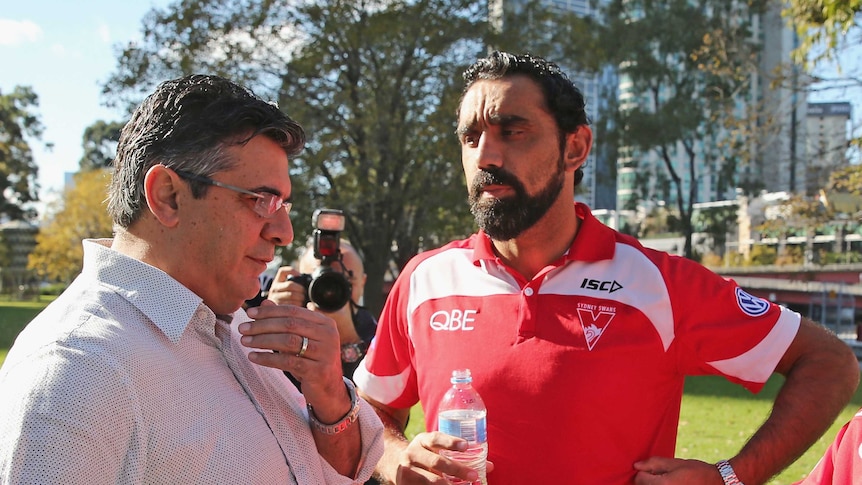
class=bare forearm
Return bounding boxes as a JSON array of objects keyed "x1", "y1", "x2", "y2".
[
  {"x1": 370, "y1": 407, "x2": 411, "y2": 484},
  {"x1": 312, "y1": 426, "x2": 363, "y2": 477},
  {"x1": 306, "y1": 378, "x2": 364, "y2": 477},
  {"x1": 732, "y1": 340, "x2": 859, "y2": 484}
]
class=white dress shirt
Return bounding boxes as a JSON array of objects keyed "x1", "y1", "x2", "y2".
[{"x1": 0, "y1": 239, "x2": 383, "y2": 484}]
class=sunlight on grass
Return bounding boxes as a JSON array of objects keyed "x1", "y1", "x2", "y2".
[{"x1": 678, "y1": 375, "x2": 862, "y2": 484}]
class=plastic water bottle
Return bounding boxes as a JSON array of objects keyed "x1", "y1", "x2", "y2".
[{"x1": 437, "y1": 369, "x2": 488, "y2": 485}]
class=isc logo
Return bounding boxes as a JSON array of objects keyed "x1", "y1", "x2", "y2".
[
  {"x1": 429, "y1": 309, "x2": 478, "y2": 331},
  {"x1": 580, "y1": 278, "x2": 623, "y2": 293}
]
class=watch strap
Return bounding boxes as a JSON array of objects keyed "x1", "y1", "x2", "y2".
[
  {"x1": 306, "y1": 377, "x2": 360, "y2": 435},
  {"x1": 715, "y1": 459, "x2": 744, "y2": 485}
]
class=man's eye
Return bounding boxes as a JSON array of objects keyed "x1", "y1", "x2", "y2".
[{"x1": 461, "y1": 134, "x2": 478, "y2": 145}]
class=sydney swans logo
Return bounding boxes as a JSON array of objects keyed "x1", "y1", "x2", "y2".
[{"x1": 576, "y1": 303, "x2": 616, "y2": 350}]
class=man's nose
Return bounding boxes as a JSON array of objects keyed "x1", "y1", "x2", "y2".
[
  {"x1": 474, "y1": 133, "x2": 503, "y2": 170},
  {"x1": 264, "y1": 207, "x2": 294, "y2": 246}
]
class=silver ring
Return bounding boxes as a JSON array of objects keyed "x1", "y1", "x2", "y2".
[{"x1": 297, "y1": 336, "x2": 309, "y2": 357}]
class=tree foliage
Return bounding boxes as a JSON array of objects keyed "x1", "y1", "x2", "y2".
[
  {"x1": 0, "y1": 86, "x2": 46, "y2": 222},
  {"x1": 692, "y1": 203, "x2": 738, "y2": 252},
  {"x1": 783, "y1": 0, "x2": 862, "y2": 157},
  {"x1": 600, "y1": 0, "x2": 768, "y2": 259},
  {"x1": 275, "y1": 1, "x2": 492, "y2": 312},
  {"x1": 757, "y1": 193, "x2": 831, "y2": 238},
  {"x1": 79, "y1": 120, "x2": 124, "y2": 171},
  {"x1": 0, "y1": 231, "x2": 9, "y2": 269},
  {"x1": 28, "y1": 169, "x2": 114, "y2": 283},
  {"x1": 784, "y1": 0, "x2": 862, "y2": 64},
  {"x1": 488, "y1": 0, "x2": 603, "y2": 72},
  {"x1": 101, "y1": 0, "x2": 489, "y2": 313},
  {"x1": 827, "y1": 163, "x2": 862, "y2": 194}
]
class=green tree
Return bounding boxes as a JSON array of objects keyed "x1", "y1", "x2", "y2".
[
  {"x1": 692, "y1": 203, "x2": 738, "y2": 256},
  {"x1": 827, "y1": 163, "x2": 862, "y2": 194},
  {"x1": 0, "y1": 86, "x2": 47, "y2": 222},
  {"x1": 101, "y1": 0, "x2": 489, "y2": 314},
  {"x1": 28, "y1": 169, "x2": 114, "y2": 283},
  {"x1": 0, "y1": 231, "x2": 9, "y2": 269},
  {"x1": 785, "y1": 0, "x2": 862, "y2": 63},
  {"x1": 79, "y1": 120, "x2": 124, "y2": 171},
  {"x1": 601, "y1": 0, "x2": 768, "y2": 259},
  {"x1": 784, "y1": 1, "x2": 862, "y2": 153},
  {"x1": 488, "y1": 0, "x2": 604, "y2": 72},
  {"x1": 755, "y1": 193, "x2": 831, "y2": 264}
]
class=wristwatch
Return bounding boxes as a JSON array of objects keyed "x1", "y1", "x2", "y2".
[
  {"x1": 715, "y1": 459, "x2": 744, "y2": 485},
  {"x1": 306, "y1": 377, "x2": 361, "y2": 435},
  {"x1": 340, "y1": 342, "x2": 365, "y2": 363}
]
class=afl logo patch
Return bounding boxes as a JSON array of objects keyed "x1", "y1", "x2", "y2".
[{"x1": 735, "y1": 287, "x2": 770, "y2": 317}]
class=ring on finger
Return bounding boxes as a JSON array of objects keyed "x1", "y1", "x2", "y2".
[{"x1": 296, "y1": 336, "x2": 309, "y2": 357}]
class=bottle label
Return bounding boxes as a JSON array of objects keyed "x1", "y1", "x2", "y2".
[{"x1": 438, "y1": 410, "x2": 487, "y2": 444}]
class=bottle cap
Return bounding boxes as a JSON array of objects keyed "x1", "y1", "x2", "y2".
[{"x1": 451, "y1": 368, "x2": 472, "y2": 384}]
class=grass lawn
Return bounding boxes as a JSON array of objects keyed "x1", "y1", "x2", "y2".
[
  {"x1": 0, "y1": 296, "x2": 54, "y2": 364},
  {"x1": 2, "y1": 298, "x2": 861, "y2": 484},
  {"x1": 678, "y1": 375, "x2": 862, "y2": 484}
]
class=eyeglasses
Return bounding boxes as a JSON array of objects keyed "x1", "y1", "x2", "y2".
[{"x1": 174, "y1": 169, "x2": 292, "y2": 218}]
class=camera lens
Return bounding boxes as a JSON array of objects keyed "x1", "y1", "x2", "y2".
[{"x1": 308, "y1": 269, "x2": 352, "y2": 312}]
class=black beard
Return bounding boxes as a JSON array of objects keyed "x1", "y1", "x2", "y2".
[{"x1": 469, "y1": 161, "x2": 565, "y2": 241}]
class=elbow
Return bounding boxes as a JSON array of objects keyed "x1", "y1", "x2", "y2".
[{"x1": 819, "y1": 340, "x2": 861, "y2": 401}]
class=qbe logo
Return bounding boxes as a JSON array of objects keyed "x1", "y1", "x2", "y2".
[{"x1": 429, "y1": 309, "x2": 478, "y2": 331}]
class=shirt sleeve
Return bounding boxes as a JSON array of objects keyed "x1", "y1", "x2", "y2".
[
  {"x1": 353, "y1": 268, "x2": 420, "y2": 409},
  {"x1": 663, "y1": 255, "x2": 800, "y2": 391},
  {"x1": 315, "y1": 400, "x2": 384, "y2": 484}
]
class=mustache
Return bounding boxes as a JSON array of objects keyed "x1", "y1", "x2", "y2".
[{"x1": 470, "y1": 168, "x2": 521, "y2": 193}]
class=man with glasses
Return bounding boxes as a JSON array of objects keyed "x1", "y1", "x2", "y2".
[{"x1": 0, "y1": 74, "x2": 383, "y2": 483}]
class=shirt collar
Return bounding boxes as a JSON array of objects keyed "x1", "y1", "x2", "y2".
[
  {"x1": 83, "y1": 238, "x2": 205, "y2": 343},
  {"x1": 566, "y1": 202, "x2": 616, "y2": 262}
]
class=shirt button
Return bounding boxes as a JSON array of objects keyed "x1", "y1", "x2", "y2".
[{"x1": 524, "y1": 287, "x2": 534, "y2": 296}]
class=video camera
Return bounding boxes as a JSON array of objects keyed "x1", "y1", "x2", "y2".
[{"x1": 287, "y1": 209, "x2": 353, "y2": 312}]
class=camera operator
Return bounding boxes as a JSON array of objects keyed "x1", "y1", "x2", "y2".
[{"x1": 267, "y1": 240, "x2": 377, "y2": 384}]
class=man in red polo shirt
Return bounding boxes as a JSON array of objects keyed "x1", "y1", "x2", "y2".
[{"x1": 353, "y1": 51, "x2": 860, "y2": 485}]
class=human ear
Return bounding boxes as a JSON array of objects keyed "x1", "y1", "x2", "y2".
[
  {"x1": 564, "y1": 125, "x2": 593, "y2": 171},
  {"x1": 143, "y1": 164, "x2": 182, "y2": 228}
]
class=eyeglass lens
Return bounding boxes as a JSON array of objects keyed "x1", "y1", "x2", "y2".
[{"x1": 254, "y1": 195, "x2": 292, "y2": 218}]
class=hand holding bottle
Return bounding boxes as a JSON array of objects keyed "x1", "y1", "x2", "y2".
[
  {"x1": 391, "y1": 433, "x2": 487, "y2": 484},
  {"x1": 437, "y1": 369, "x2": 489, "y2": 485}
]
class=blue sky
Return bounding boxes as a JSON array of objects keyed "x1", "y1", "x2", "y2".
[
  {"x1": 0, "y1": 0, "x2": 169, "y2": 209},
  {"x1": 2, "y1": 1, "x2": 860, "y2": 215}
]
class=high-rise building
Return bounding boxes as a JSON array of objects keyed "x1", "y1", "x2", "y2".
[
  {"x1": 806, "y1": 102, "x2": 851, "y2": 194},
  {"x1": 743, "y1": 3, "x2": 810, "y2": 195},
  {"x1": 489, "y1": 0, "x2": 618, "y2": 210}
]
